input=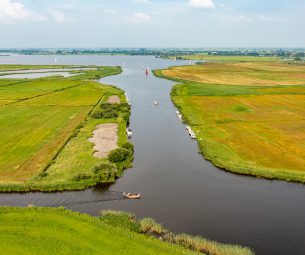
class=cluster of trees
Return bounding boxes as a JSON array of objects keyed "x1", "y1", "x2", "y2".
[
  {"x1": 72, "y1": 142, "x2": 134, "y2": 184},
  {"x1": 91, "y1": 102, "x2": 131, "y2": 122}
]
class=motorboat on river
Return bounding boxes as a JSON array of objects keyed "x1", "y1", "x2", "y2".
[{"x1": 123, "y1": 192, "x2": 141, "y2": 199}]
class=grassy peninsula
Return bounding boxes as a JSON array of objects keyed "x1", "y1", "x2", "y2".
[
  {"x1": 155, "y1": 61, "x2": 305, "y2": 183},
  {"x1": 0, "y1": 65, "x2": 133, "y2": 192}
]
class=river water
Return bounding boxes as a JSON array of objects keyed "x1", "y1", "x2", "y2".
[{"x1": 0, "y1": 55, "x2": 304, "y2": 255}]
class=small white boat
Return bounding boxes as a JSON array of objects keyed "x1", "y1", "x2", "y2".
[
  {"x1": 176, "y1": 110, "x2": 183, "y2": 120},
  {"x1": 154, "y1": 100, "x2": 159, "y2": 105},
  {"x1": 186, "y1": 126, "x2": 196, "y2": 139},
  {"x1": 189, "y1": 131, "x2": 196, "y2": 139},
  {"x1": 126, "y1": 128, "x2": 133, "y2": 137},
  {"x1": 125, "y1": 92, "x2": 131, "y2": 106}
]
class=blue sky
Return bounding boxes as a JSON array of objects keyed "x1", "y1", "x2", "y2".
[{"x1": 0, "y1": 0, "x2": 304, "y2": 48}]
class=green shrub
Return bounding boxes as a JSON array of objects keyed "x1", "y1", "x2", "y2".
[
  {"x1": 93, "y1": 162, "x2": 117, "y2": 183},
  {"x1": 91, "y1": 110, "x2": 102, "y2": 119},
  {"x1": 93, "y1": 101, "x2": 131, "y2": 120},
  {"x1": 100, "y1": 103, "x2": 113, "y2": 109},
  {"x1": 95, "y1": 171, "x2": 116, "y2": 183},
  {"x1": 98, "y1": 103, "x2": 119, "y2": 119},
  {"x1": 122, "y1": 142, "x2": 134, "y2": 152},
  {"x1": 101, "y1": 109, "x2": 118, "y2": 118},
  {"x1": 123, "y1": 113, "x2": 130, "y2": 122},
  {"x1": 93, "y1": 162, "x2": 116, "y2": 174},
  {"x1": 108, "y1": 148, "x2": 131, "y2": 163},
  {"x1": 118, "y1": 103, "x2": 131, "y2": 111},
  {"x1": 72, "y1": 173, "x2": 92, "y2": 181}
]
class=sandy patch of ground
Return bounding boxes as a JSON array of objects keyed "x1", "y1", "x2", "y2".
[
  {"x1": 88, "y1": 123, "x2": 118, "y2": 158},
  {"x1": 107, "y1": 96, "x2": 121, "y2": 104}
]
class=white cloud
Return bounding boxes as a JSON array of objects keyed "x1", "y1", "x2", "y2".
[
  {"x1": 188, "y1": 0, "x2": 215, "y2": 9},
  {"x1": 127, "y1": 12, "x2": 152, "y2": 24},
  {"x1": 48, "y1": 7, "x2": 73, "y2": 23},
  {"x1": 131, "y1": 0, "x2": 151, "y2": 4},
  {"x1": 0, "y1": 0, "x2": 44, "y2": 22}
]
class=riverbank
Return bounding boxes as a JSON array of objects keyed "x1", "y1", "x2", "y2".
[
  {"x1": 0, "y1": 65, "x2": 133, "y2": 192},
  {"x1": 154, "y1": 62, "x2": 305, "y2": 183},
  {"x1": 0, "y1": 207, "x2": 254, "y2": 255}
]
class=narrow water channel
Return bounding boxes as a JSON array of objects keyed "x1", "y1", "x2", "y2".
[{"x1": 0, "y1": 55, "x2": 304, "y2": 255}]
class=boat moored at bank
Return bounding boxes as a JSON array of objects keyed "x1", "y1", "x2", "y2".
[
  {"x1": 186, "y1": 125, "x2": 196, "y2": 139},
  {"x1": 126, "y1": 128, "x2": 133, "y2": 138}
]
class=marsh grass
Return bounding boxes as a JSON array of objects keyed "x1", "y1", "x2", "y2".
[
  {"x1": 101, "y1": 210, "x2": 140, "y2": 232},
  {"x1": 100, "y1": 210, "x2": 255, "y2": 255},
  {"x1": 139, "y1": 218, "x2": 169, "y2": 235},
  {"x1": 170, "y1": 234, "x2": 254, "y2": 255}
]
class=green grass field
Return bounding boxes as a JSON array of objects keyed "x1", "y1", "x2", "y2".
[
  {"x1": 156, "y1": 62, "x2": 305, "y2": 183},
  {"x1": 0, "y1": 207, "x2": 199, "y2": 255},
  {"x1": 0, "y1": 65, "x2": 132, "y2": 192},
  {"x1": 0, "y1": 207, "x2": 254, "y2": 255}
]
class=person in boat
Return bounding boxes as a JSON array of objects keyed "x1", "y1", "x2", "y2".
[{"x1": 123, "y1": 192, "x2": 141, "y2": 199}]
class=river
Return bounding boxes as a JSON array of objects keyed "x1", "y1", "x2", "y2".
[{"x1": 0, "y1": 55, "x2": 304, "y2": 255}]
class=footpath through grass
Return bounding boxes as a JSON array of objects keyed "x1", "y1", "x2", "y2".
[
  {"x1": 0, "y1": 207, "x2": 254, "y2": 255},
  {"x1": 155, "y1": 61, "x2": 305, "y2": 183},
  {"x1": 0, "y1": 65, "x2": 134, "y2": 192}
]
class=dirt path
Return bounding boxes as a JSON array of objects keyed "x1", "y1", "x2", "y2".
[
  {"x1": 107, "y1": 95, "x2": 121, "y2": 104},
  {"x1": 88, "y1": 123, "x2": 118, "y2": 158}
]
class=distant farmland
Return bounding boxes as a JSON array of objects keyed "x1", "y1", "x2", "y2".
[{"x1": 156, "y1": 61, "x2": 305, "y2": 183}]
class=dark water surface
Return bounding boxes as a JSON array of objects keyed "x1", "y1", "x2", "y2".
[{"x1": 0, "y1": 55, "x2": 304, "y2": 255}]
